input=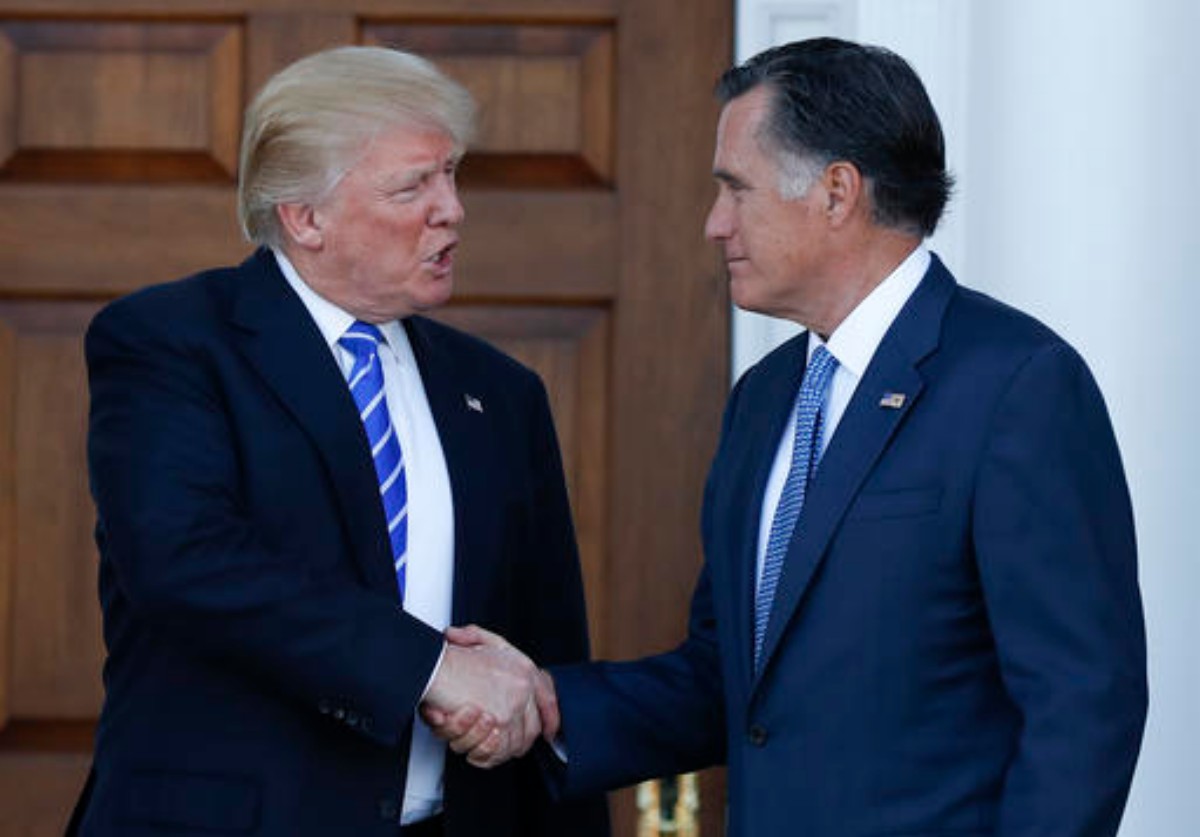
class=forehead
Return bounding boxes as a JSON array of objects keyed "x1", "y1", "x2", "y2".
[{"x1": 351, "y1": 124, "x2": 458, "y2": 175}]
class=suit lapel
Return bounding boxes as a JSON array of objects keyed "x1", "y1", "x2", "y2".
[
  {"x1": 228, "y1": 250, "x2": 398, "y2": 595},
  {"x1": 754, "y1": 258, "x2": 956, "y2": 680},
  {"x1": 403, "y1": 318, "x2": 500, "y2": 625}
]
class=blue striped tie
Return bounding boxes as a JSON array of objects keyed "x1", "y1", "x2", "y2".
[
  {"x1": 340, "y1": 322, "x2": 409, "y2": 600},
  {"x1": 754, "y1": 345, "x2": 838, "y2": 668}
]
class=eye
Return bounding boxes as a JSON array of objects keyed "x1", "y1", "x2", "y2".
[{"x1": 387, "y1": 177, "x2": 425, "y2": 201}]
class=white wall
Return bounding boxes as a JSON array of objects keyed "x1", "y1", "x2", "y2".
[{"x1": 733, "y1": 1, "x2": 1199, "y2": 833}]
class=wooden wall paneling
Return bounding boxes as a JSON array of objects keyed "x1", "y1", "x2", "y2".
[
  {"x1": 0, "y1": 753, "x2": 91, "y2": 837},
  {"x1": 0, "y1": 20, "x2": 244, "y2": 182},
  {"x1": 456, "y1": 191, "x2": 617, "y2": 301},
  {"x1": 0, "y1": 187, "x2": 616, "y2": 300},
  {"x1": 609, "y1": 1, "x2": 732, "y2": 834},
  {"x1": 0, "y1": 1, "x2": 733, "y2": 833},
  {"x1": 0, "y1": 30, "x2": 14, "y2": 167},
  {"x1": 245, "y1": 13, "x2": 357, "y2": 96},
  {"x1": 579, "y1": 29, "x2": 614, "y2": 181},
  {"x1": 0, "y1": 185, "x2": 243, "y2": 296},
  {"x1": 0, "y1": 0, "x2": 614, "y2": 15},
  {"x1": 433, "y1": 305, "x2": 610, "y2": 647},
  {"x1": 610, "y1": 0, "x2": 729, "y2": 683},
  {"x1": 366, "y1": 20, "x2": 615, "y2": 188},
  {"x1": 0, "y1": 316, "x2": 14, "y2": 728},
  {"x1": 207, "y1": 26, "x2": 242, "y2": 175},
  {"x1": 569, "y1": 307, "x2": 609, "y2": 653},
  {"x1": 4, "y1": 303, "x2": 103, "y2": 719}
]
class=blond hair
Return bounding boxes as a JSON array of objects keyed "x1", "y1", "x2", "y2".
[{"x1": 238, "y1": 46, "x2": 476, "y2": 247}]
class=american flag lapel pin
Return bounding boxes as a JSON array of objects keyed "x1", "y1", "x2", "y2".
[
  {"x1": 464, "y1": 394, "x2": 484, "y2": 413},
  {"x1": 879, "y1": 392, "x2": 906, "y2": 409}
]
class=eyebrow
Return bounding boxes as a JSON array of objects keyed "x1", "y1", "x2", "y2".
[{"x1": 713, "y1": 168, "x2": 747, "y2": 188}]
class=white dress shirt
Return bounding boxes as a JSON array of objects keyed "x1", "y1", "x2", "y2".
[
  {"x1": 275, "y1": 250, "x2": 454, "y2": 825},
  {"x1": 755, "y1": 245, "x2": 931, "y2": 592}
]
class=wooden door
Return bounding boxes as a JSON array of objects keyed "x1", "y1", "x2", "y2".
[{"x1": 0, "y1": 2, "x2": 731, "y2": 835}]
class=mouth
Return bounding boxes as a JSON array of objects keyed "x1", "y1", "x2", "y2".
[{"x1": 425, "y1": 240, "x2": 458, "y2": 273}]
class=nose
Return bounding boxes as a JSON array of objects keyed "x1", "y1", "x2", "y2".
[
  {"x1": 430, "y1": 173, "x2": 465, "y2": 227},
  {"x1": 704, "y1": 193, "x2": 731, "y2": 241}
]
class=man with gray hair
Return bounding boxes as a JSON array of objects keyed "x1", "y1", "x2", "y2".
[
  {"x1": 434, "y1": 37, "x2": 1146, "y2": 837},
  {"x1": 69, "y1": 46, "x2": 608, "y2": 837}
]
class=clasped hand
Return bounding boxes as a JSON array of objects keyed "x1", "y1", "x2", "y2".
[{"x1": 421, "y1": 625, "x2": 559, "y2": 768}]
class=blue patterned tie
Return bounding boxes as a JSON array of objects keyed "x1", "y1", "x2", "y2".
[
  {"x1": 340, "y1": 322, "x2": 409, "y2": 600},
  {"x1": 754, "y1": 345, "x2": 838, "y2": 668}
]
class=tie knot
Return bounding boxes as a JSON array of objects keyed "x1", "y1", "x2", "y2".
[
  {"x1": 339, "y1": 321, "x2": 384, "y2": 360},
  {"x1": 805, "y1": 345, "x2": 838, "y2": 388}
]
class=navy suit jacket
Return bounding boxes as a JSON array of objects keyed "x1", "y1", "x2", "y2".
[
  {"x1": 72, "y1": 249, "x2": 609, "y2": 836},
  {"x1": 554, "y1": 256, "x2": 1146, "y2": 836}
]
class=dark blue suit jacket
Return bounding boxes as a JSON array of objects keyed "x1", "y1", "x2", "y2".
[
  {"x1": 554, "y1": 256, "x2": 1146, "y2": 836},
  {"x1": 73, "y1": 249, "x2": 609, "y2": 836}
]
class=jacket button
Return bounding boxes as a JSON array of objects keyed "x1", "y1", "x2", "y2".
[
  {"x1": 378, "y1": 798, "x2": 399, "y2": 821},
  {"x1": 748, "y1": 724, "x2": 768, "y2": 747}
]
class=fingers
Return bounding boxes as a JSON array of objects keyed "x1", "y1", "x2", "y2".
[
  {"x1": 445, "y1": 624, "x2": 508, "y2": 649},
  {"x1": 467, "y1": 693, "x2": 540, "y2": 768},
  {"x1": 534, "y1": 668, "x2": 561, "y2": 743},
  {"x1": 447, "y1": 714, "x2": 500, "y2": 756},
  {"x1": 422, "y1": 702, "x2": 479, "y2": 738},
  {"x1": 421, "y1": 629, "x2": 546, "y2": 769}
]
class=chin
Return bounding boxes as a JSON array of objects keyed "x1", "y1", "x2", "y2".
[
  {"x1": 411, "y1": 285, "x2": 455, "y2": 314},
  {"x1": 729, "y1": 283, "x2": 766, "y2": 316}
]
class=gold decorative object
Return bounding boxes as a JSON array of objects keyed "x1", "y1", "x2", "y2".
[{"x1": 636, "y1": 773, "x2": 699, "y2": 836}]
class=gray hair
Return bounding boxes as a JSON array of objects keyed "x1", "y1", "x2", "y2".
[
  {"x1": 772, "y1": 145, "x2": 827, "y2": 202},
  {"x1": 238, "y1": 46, "x2": 476, "y2": 247}
]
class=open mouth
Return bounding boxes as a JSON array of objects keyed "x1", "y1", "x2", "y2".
[{"x1": 427, "y1": 241, "x2": 457, "y2": 270}]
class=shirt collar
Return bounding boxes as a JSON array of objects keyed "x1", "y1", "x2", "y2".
[
  {"x1": 272, "y1": 248, "x2": 408, "y2": 356},
  {"x1": 811, "y1": 244, "x2": 930, "y2": 377}
]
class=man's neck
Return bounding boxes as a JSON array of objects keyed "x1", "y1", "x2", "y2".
[{"x1": 810, "y1": 229, "x2": 922, "y2": 339}]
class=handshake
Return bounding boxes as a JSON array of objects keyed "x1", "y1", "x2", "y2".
[{"x1": 421, "y1": 625, "x2": 559, "y2": 769}]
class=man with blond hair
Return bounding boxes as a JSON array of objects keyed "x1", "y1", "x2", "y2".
[{"x1": 69, "y1": 46, "x2": 608, "y2": 837}]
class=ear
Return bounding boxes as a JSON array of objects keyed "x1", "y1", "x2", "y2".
[
  {"x1": 275, "y1": 202, "x2": 324, "y2": 251},
  {"x1": 822, "y1": 161, "x2": 865, "y2": 227}
]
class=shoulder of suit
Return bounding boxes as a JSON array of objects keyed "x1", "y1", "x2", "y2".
[
  {"x1": 945, "y1": 283, "x2": 1072, "y2": 359},
  {"x1": 89, "y1": 254, "x2": 255, "y2": 341}
]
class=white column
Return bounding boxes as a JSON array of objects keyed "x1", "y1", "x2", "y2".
[{"x1": 966, "y1": 2, "x2": 1199, "y2": 833}]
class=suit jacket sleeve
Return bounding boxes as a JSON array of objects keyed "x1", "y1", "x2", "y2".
[
  {"x1": 86, "y1": 295, "x2": 443, "y2": 749},
  {"x1": 973, "y1": 342, "x2": 1147, "y2": 835},
  {"x1": 547, "y1": 375, "x2": 745, "y2": 797}
]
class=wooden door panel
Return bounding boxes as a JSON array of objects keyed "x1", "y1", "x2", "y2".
[
  {"x1": 0, "y1": 2, "x2": 731, "y2": 835},
  {"x1": 0, "y1": 185, "x2": 243, "y2": 294},
  {"x1": 434, "y1": 305, "x2": 610, "y2": 649},
  {"x1": 367, "y1": 21, "x2": 615, "y2": 184},
  {"x1": 1, "y1": 20, "x2": 243, "y2": 181},
  {"x1": 0, "y1": 753, "x2": 90, "y2": 837},
  {"x1": 4, "y1": 303, "x2": 103, "y2": 720}
]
